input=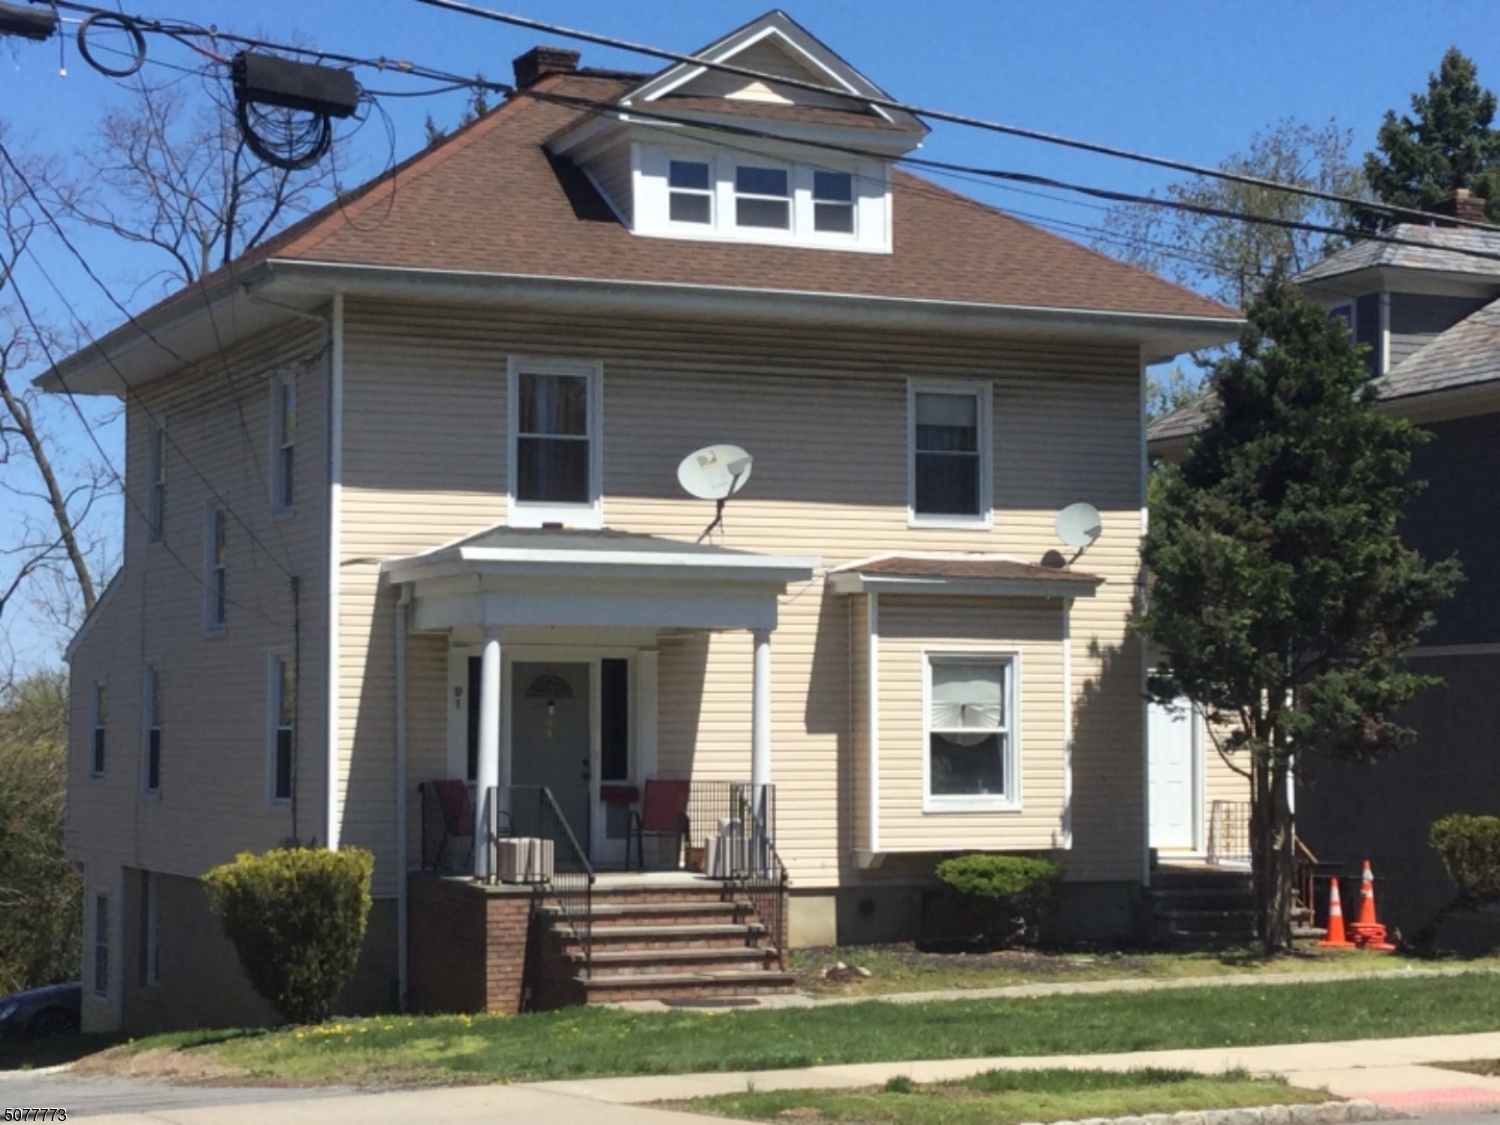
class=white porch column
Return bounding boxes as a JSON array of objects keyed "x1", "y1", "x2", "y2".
[
  {"x1": 474, "y1": 627, "x2": 502, "y2": 880},
  {"x1": 751, "y1": 627, "x2": 772, "y2": 792}
]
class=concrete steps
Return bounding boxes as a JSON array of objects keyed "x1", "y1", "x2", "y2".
[{"x1": 1149, "y1": 865, "x2": 1257, "y2": 947}]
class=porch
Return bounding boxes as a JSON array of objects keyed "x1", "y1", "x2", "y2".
[{"x1": 386, "y1": 526, "x2": 814, "y2": 1011}]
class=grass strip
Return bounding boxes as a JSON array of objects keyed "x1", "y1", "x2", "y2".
[
  {"x1": 132, "y1": 971, "x2": 1500, "y2": 1085},
  {"x1": 681, "y1": 1068, "x2": 1329, "y2": 1125}
]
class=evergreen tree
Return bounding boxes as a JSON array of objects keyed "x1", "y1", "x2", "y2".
[
  {"x1": 1138, "y1": 278, "x2": 1461, "y2": 950},
  {"x1": 1359, "y1": 48, "x2": 1500, "y2": 228}
]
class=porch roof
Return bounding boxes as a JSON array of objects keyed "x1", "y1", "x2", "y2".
[
  {"x1": 827, "y1": 553, "x2": 1102, "y2": 599},
  {"x1": 383, "y1": 525, "x2": 819, "y2": 632}
]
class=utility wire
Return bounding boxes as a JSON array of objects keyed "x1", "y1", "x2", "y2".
[
  {"x1": 408, "y1": 0, "x2": 1500, "y2": 235},
  {"x1": 0, "y1": 138, "x2": 297, "y2": 580}
]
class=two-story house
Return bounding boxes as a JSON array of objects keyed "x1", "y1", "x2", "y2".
[
  {"x1": 46, "y1": 12, "x2": 1239, "y2": 1032},
  {"x1": 1149, "y1": 190, "x2": 1500, "y2": 938}
]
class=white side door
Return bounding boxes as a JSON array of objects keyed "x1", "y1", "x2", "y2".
[{"x1": 1148, "y1": 698, "x2": 1198, "y2": 850}]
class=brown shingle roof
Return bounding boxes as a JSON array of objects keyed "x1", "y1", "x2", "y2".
[{"x1": 210, "y1": 73, "x2": 1236, "y2": 322}]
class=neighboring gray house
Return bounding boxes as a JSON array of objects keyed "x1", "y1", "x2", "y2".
[{"x1": 1150, "y1": 191, "x2": 1500, "y2": 936}]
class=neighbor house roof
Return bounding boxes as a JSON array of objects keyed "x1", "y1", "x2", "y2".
[
  {"x1": 1380, "y1": 296, "x2": 1500, "y2": 402},
  {"x1": 1296, "y1": 223, "x2": 1500, "y2": 285}
]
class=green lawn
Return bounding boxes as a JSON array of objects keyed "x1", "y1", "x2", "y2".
[
  {"x1": 678, "y1": 1068, "x2": 1330, "y2": 1125},
  {"x1": 790, "y1": 944, "x2": 1500, "y2": 996},
  {"x1": 110, "y1": 971, "x2": 1500, "y2": 1086}
]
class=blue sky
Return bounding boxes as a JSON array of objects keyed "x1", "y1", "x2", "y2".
[{"x1": 3, "y1": 0, "x2": 1500, "y2": 667}]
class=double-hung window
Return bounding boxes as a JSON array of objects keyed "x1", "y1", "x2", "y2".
[
  {"x1": 909, "y1": 381, "x2": 991, "y2": 524},
  {"x1": 668, "y1": 159, "x2": 713, "y2": 225},
  {"x1": 205, "y1": 504, "x2": 227, "y2": 632},
  {"x1": 148, "y1": 421, "x2": 167, "y2": 543},
  {"x1": 813, "y1": 170, "x2": 855, "y2": 233},
  {"x1": 272, "y1": 369, "x2": 296, "y2": 512},
  {"x1": 735, "y1": 164, "x2": 791, "y2": 229},
  {"x1": 925, "y1": 654, "x2": 1019, "y2": 810},
  {"x1": 90, "y1": 680, "x2": 107, "y2": 776},
  {"x1": 508, "y1": 358, "x2": 602, "y2": 527},
  {"x1": 270, "y1": 654, "x2": 295, "y2": 803},
  {"x1": 142, "y1": 664, "x2": 162, "y2": 795}
]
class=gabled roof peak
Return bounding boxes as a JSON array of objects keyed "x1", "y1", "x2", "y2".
[{"x1": 620, "y1": 9, "x2": 926, "y2": 137}]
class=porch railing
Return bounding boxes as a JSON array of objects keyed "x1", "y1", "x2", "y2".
[
  {"x1": 488, "y1": 784, "x2": 596, "y2": 978},
  {"x1": 728, "y1": 783, "x2": 789, "y2": 967},
  {"x1": 1206, "y1": 799, "x2": 1251, "y2": 867}
]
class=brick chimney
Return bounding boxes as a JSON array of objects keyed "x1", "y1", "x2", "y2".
[
  {"x1": 1427, "y1": 187, "x2": 1489, "y2": 225},
  {"x1": 512, "y1": 46, "x2": 580, "y2": 89}
]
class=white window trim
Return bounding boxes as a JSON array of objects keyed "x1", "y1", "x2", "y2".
[
  {"x1": 267, "y1": 649, "x2": 295, "y2": 806},
  {"x1": 204, "y1": 501, "x2": 227, "y2": 635},
  {"x1": 141, "y1": 661, "x2": 162, "y2": 797},
  {"x1": 636, "y1": 142, "x2": 890, "y2": 253},
  {"x1": 89, "y1": 677, "x2": 107, "y2": 777},
  {"x1": 270, "y1": 366, "x2": 297, "y2": 516},
  {"x1": 506, "y1": 356, "x2": 604, "y2": 529},
  {"x1": 907, "y1": 378, "x2": 994, "y2": 529},
  {"x1": 921, "y1": 650, "x2": 1022, "y2": 813},
  {"x1": 148, "y1": 417, "x2": 167, "y2": 544},
  {"x1": 667, "y1": 157, "x2": 714, "y2": 226}
]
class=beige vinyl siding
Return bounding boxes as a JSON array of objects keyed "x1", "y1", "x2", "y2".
[
  {"x1": 1203, "y1": 730, "x2": 1251, "y2": 813},
  {"x1": 338, "y1": 298, "x2": 1145, "y2": 891},
  {"x1": 68, "y1": 318, "x2": 328, "y2": 890},
  {"x1": 874, "y1": 597, "x2": 1066, "y2": 852}
]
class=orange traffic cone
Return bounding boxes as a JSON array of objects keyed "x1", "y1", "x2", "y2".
[
  {"x1": 1319, "y1": 877, "x2": 1354, "y2": 948},
  {"x1": 1349, "y1": 860, "x2": 1396, "y2": 952}
]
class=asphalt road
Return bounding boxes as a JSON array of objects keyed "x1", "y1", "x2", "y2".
[{"x1": 0, "y1": 1068, "x2": 357, "y2": 1118}]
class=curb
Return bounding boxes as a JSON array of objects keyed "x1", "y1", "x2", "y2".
[{"x1": 1029, "y1": 1101, "x2": 1401, "y2": 1125}]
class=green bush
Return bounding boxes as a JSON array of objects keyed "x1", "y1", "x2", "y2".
[
  {"x1": 202, "y1": 846, "x2": 374, "y2": 1025},
  {"x1": 935, "y1": 853, "x2": 1064, "y2": 947},
  {"x1": 1430, "y1": 814, "x2": 1500, "y2": 905}
]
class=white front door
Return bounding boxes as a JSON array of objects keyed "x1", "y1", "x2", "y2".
[{"x1": 1148, "y1": 699, "x2": 1198, "y2": 850}]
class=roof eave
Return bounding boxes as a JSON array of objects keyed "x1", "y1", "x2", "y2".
[{"x1": 827, "y1": 571, "x2": 1101, "y2": 598}]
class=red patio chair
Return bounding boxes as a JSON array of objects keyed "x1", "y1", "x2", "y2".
[
  {"x1": 628, "y1": 779, "x2": 691, "y2": 870},
  {"x1": 431, "y1": 779, "x2": 474, "y2": 872}
]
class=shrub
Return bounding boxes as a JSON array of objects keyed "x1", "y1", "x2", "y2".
[
  {"x1": 1430, "y1": 814, "x2": 1500, "y2": 905},
  {"x1": 935, "y1": 853, "x2": 1064, "y2": 948},
  {"x1": 202, "y1": 846, "x2": 374, "y2": 1025}
]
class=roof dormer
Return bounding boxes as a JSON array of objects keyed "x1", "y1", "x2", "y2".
[{"x1": 548, "y1": 11, "x2": 926, "y2": 254}]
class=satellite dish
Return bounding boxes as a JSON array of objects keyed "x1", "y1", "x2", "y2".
[
  {"x1": 677, "y1": 444, "x2": 754, "y2": 501},
  {"x1": 1056, "y1": 502, "x2": 1103, "y2": 549}
]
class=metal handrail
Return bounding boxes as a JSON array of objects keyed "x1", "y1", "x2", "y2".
[
  {"x1": 488, "y1": 784, "x2": 596, "y2": 979},
  {"x1": 728, "y1": 783, "x2": 789, "y2": 966}
]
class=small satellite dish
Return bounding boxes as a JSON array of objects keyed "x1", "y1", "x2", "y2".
[
  {"x1": 1056, "y1": 502, "x2": 1103, "y2": 549},
  {"x1": 677, "y1": 444, "x2": 754, "y2": 501}
]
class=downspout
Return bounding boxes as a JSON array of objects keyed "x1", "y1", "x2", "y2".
[
  {"x1": 1059, "y1": 596, "x2": 1073, "y2": 849},
  {"x1": 394, "y1": 583, "x2": 411, "y2": 1012},
  {"x1": 326, "y1": 293, "x2": 345, "y2": 850},
  {"x1": 867, "y1": 591, "x2": 880, "y2": 857},
  {"x1": 1139, "y1": 343, "x2": 1151, "y2": 887}
]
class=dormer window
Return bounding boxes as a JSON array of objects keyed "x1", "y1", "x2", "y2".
[
  {"x1": 668, "y1": 160, "x2": 712, "y2": 224},
  {"x1": 814, "y1": 171, "x2": 854, "y2": 233},
  {"x1": 633, "y1": 145, "x2": 891, "y2": 253},
  {"x1": 735, "y1": 165, "x2": 791, "y2": 229}
]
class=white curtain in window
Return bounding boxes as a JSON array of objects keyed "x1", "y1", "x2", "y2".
[{"x1": 931, "y1": 663, "x2": 1004, "y2": 731}]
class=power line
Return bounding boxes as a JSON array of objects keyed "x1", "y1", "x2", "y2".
[
  {"x1": 0, "y1": 137, "x2": 298, "y2": 581},
  {"x1": 408, "y1": 0, "x2": 1500, "y2": 235}
]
